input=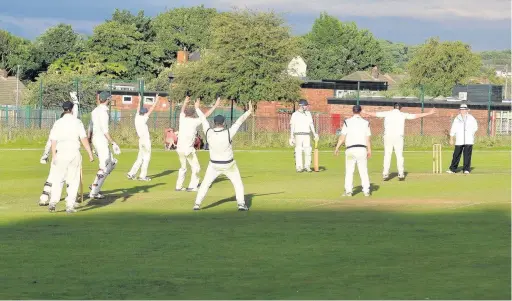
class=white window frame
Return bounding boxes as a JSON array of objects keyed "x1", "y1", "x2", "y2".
[
  {"x1": 144, "y1": 96, "x2": 155, "y2": 104},
  {"x1": 122, "y1": 95, "x2": 132, "y2": 104}
]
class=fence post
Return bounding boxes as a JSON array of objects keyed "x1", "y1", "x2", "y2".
[
  {"x1": 420, "y1": 85, "x2": 424, "y2": 136},
  {"x1": 356, "y1": 81, "x2": 360, "y2": 105},
  {"x1": 487, "y1": 84, "x2": 492, "y2": 136},
  {"x1": 109, "y1": 78, "x2": 113, "y2": 123},
  {"x1": 39, "y1": 79, "x2": 43, "y2": 129}
]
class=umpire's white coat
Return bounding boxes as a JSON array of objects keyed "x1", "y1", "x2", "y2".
[{"x1": 290, "y1": 110, "x2": 317, "y2": 170}]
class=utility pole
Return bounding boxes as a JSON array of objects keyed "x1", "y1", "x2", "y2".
[{"x1": 16, "y1": 65, "x2": 20, "y2": 124}]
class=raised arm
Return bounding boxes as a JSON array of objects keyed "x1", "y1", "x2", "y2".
[
  {"x1": 181, "y1": 96, "x2": 190, "y2": 115},
  {"x1": 136, "y1": 97, "x2": 141, "y2": 114},
  {"x1": 204, "y1": 96, "x2": 221, "y2": 118},
  {"x1": 229, "y1": 101, "x2": 253, "y2": 138},
  {"x1": 194, "y1": 98, "x2": 211, "y2": 133},
  {"x1": 147, "y1": 94, "x2": 159, "y2": 116},
  {"x1": 409, "y1": 108, "x2": 436, "y2": 120}
]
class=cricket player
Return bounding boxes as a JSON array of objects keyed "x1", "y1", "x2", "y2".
[
  {"x1": 175, "y1": 96, "x2": 220, "y2": 192},
  {"x1": 362, "y1": 103, "x2": 436, "y2": 180},
  {"x1": 88, "y1": 91, "x2": 121, "y2": 199},
  {"x1": 334, "y1": 105, "x2": 372, "y2": 197},
  {"x1": 447, "y1": 104, "x2": 478, "y2": 174},
  {"x1": 127, "y1": 96, "x2": 160, "y2": 181},
  {"x1": 192, "y1": 99, "x2": 253, "y2": 211},
  {"x1": 39, "y1": 96, "x2": 80, "y2": 206},
  {"x1": 47, "y1": 101, "x2": 94, "y2": 213},
  {"x1": 289, "y1": 99, "x2": 319, "y2": 172}
]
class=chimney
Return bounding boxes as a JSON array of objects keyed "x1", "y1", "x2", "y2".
[
  {"x1": 0, "y1": 69, "x2": 8, "y2": 79},
  {"x1": 177, "y1": 50, "x2": 189, "y2": 65},
  {"x1": 371, "y1": 65, "x2": 380, "y2": 80}
]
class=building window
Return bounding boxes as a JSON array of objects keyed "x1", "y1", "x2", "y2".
[
  {"x1": 144, "y1": 96, "x2": 155, "y2": 104},
  {"x1": 122, "y1": 96, "x2": 132, "y2": 104}
]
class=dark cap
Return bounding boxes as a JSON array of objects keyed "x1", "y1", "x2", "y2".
[
  {"x1": 214, "y1": 115, "x2": 225, "y2": 125},
  {"x1": 298, "y1": 99, "x2": 309, "y2": 106},
  {"x1": 99, "y1": 91, "x2": 111, "y2": 102},
  {"x1": 140, "y1": 107, "x2": 148, "y2": 114},
  {"x1": 393, "y1": 102, "x2": 402, "y2": 109},
  {"x1": 353, "y1": 105, "x2": 362, "y2": 113},
  {"x1": 62, "y1": 101, "x2": 74, "y2": 111}
]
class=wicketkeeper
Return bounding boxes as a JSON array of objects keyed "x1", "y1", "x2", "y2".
[
  {"x1": 289, "y1": 99, "x2": 319, "y2": 172},
  {"x1": 88, "y1": 91, "x2": 121, "y2": 199},
  {"x1": 47, "y1": 101, "x2": 94, "y2": 213},
  {"x1": 192, "y1": 99, "x2": 253, "y2": 211}
]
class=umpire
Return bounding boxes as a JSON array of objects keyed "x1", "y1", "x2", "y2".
[{"x1": 447, "y1": 104, "x2": 478, "y2": 174}]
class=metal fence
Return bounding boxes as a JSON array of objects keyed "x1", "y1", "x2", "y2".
[{"x1": 1, "y1": 105, "x2": 510, "y2": 148}]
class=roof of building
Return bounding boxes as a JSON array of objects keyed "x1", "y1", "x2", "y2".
[
  {"x1": 0, "y1": 74, "x2": 26, "y2": 106},
  {"x1": 327, "y1": 97, "x2": 511, "y2": 110}
]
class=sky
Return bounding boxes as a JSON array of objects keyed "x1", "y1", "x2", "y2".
[{"x1": 1, "y1": 0, "x2": 511, "y2": 51}]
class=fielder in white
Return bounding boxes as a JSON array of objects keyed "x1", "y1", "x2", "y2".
[
  {"x1": 88, "y1": 92, "x2": 121, "y2": 199},
  {"x1": 175, "y1": 96, "x2": 220, "y2": 192},
  {"x1": 192, "y1": 99, "x2": 253, "y2": 211},
  {"x1": 334, "y1": 105, "x2": 372, "y2": 197},
  {"x1": 127, "y1": 96, "x2": 160, "y2": 181},
  {"x1": 289, "y1": 99, "x2": 319, "y2": 172},
  {"x1": 47, "y1": 101, "x2": 94, "y2": 213},
  {"x1": 362, "y1": 102, "x2": 435, "y2": 180},
  {"x1": 39, "y1": 94, "x2": 80, "y2": 206}
]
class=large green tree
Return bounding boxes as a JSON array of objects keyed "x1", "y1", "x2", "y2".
[
  {"x1": 153, "y1": 5, "x2": 217, "y2": 63},
  {"x1": 0, "y1": 30, "x2": 41, "y2": 80},
  {"x1": 406, "y1": 37, "x2": 482, "y2": 96},
  {"x1": 301, "y1": 13, "x2": 390, "y2": 79},
  {"x1": 35, "y1": 24, "x2": 80, "y2": 69},
  {"x1": 170, "y1": 10, "x2": 301, "y2": 108}
]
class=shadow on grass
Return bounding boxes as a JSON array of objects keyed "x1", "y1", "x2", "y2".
[
  {"x1": 386, "y1": 172, "x2": 409, "y2": 181},
  {"x1": 1, "y1": 208, "x2": 509, "y2": 300},
  {"x1": 211, "y1": 175, "x2": 253, "y2": 185},
  {"x1": 148, "y1": 170, "x2": 176, "y2": 179},
  {"x1": 201, "y1": 192, "x2": 285, "y2": 210},
  {"x1": 80, "y1": 183, "x2": 165, "y2": 212}
]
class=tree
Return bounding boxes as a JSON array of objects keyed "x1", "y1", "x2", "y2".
[
  {"x1": 35, "y1": 24, "x2": 80, "y2": 69},
  {"x1": 379, "y1": 40, "x2": 416, "y2": 72},
  {"x1": 110, "y1": 9, "x2": 155, "y2": 41},
  {"x1": 170, "y1": 10, "x2": 301, "y2": 108},
  {"x1": 406, "y1": 37, "x2": 482, "y2": 96},
  {"x1": 301, "y1": 13, "x2": 389, "y2": 79},
  {"x1": 0, "y1": 30, "x2": 41, "y2": 80},
  {"x1": 153, "y1": 5, "x2": 217, "y2": 63}
]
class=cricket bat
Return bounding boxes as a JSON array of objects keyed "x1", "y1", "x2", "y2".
[{"x1": 313, "y1": 140, "x2": 319, "y2": 172}]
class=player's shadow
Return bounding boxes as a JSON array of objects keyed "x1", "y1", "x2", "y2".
[
  {"x1": 79, "y1": 183, "x2": 165, "y2": 212},
  {"x1": 148, "y1": 170, "x2": 176, "y2": 179},
  {"x1": 386, "y1": 172, "x2": 409, "y2": 181},
  {"x1": 318, "y1": 166, "x2": 327, "y2": 172},
  {"x1": 202, "y1": 192, "x2": 284, "y2": 210},
  {"x1": 352, "y1": 184, "x2": 380, "y2": 196},
  {"x1": 211, "y1": 175, "x2": 253, "y2": 185}
]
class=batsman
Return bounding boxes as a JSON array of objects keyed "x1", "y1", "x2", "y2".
[
  {"x1": 88, "y1": 91, "x2": 121, "y2": 199},
  {"x1": 289, "y1": 99, "x2": 319, "y2": 172}
]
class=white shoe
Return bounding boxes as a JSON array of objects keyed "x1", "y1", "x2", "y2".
[
  {"x1": 186, "y1": 187, "x2": 198, "y2": 192},
  {"x1": 175, "y1": 188, "x2": 186, "y2": 192},
  {"x1": 383, "y1": 174, "x2": 389, "y2": 181},
  {"x1": 304, "y1": 167, "x2": 312, "y2": 173},
  {"x1": 238, "y1": 205, "x2": 249, "y2": 211},
  {"x1": 138, "y1": 177, "x2": 151, "y2": 182},
  {"x1": 463, "y1": 171, "x2": 470, "y2": 174},
  {"x1": 193, "y1": 204, "x2": 200, "y2": 211},
  {"x1": 66, "y1": 208, "x2": 77, "y2": 214},
  {"x1": 89, "y1": 193, "x2": 105, "y2": 199},
  {"x1": 342, "y1": 192, "x2": 352, "y2": 197},
  {"x1": 296, "y1": 169, "x2": 303, "y2": 173},
  {"x1": 363, "y1": 191, "x2": 371, "y2": 197},
  {"x1": 446, "y1": 170, "x2": 455, "y2": 174},
  {"x1": 126, "y1": 173, "x2": 136, "y2": 180},
  {"x1": 40, "y1": 157, "x2": 48, "y2": 164},
  {"x1": 48, "y1": 204, "x2": 56, "y2": 213}
]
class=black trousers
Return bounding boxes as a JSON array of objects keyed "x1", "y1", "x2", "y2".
[{"x1": 449, "y1": 145, "x2": 473, "y2": 172}]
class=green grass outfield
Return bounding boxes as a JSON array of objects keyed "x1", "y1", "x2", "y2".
[{"x1": 0, "y1": 148, "x2": 510, "y2": 299}]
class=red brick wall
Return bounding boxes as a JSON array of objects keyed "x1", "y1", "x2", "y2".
[{"x1": 109, "y1": 95, "x2": 170, "y2": 112}]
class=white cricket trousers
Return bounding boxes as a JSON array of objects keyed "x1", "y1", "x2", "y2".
[
  {"x1": 195, "y1": 161, "x2": 245, "y2": 207},
  {"x1": 49, "y1": 152, "x2": 82, "y2": 209},
  {"x1": 129, "y1": 137, "x2": 151, "y2": 178},
  {"x1": 90, "y1": 137, "x2": 114, "y2": 195},
  {"x1": 383, "y1": 135, "x2": 404, "y2": 176},
  {"x1": 176, "y1": 150, "x2": 201, "y2": 189},
  {"x1": 294, "y1": 134, "x2": 312, "y2": 170},
  {"x1": 345, "y1": 147, "x2": 370, "y2": 194}
]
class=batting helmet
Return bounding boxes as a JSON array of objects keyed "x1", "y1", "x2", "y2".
[{"x1": 298, "y1": 99, "x2": 309, "y2": 106}]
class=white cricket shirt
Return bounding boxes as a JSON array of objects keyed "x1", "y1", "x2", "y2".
[
  {"x1": 450, "y1": 114, "x2": 478, "y2": 145},
  {"x1": 49, "y1": 114, "x2": 87, "y2": 156},
  {"x1": 341, "y1": 115, "x2": 371, "y2": 147},
  {"x1": 134, "y1": 114, "x2": 150, "y2": 139},
  {"x1": 376, "y1": 109, "x2": 415, "y2": 137},
  {"x1": 196, "y1": 108, "x2": 251, "y2": 163},
  {"x1": 290, "y1": 111, "x2": 314, "y2": 134},
  {"x1": 91, "y1": 104, "x2": 110, "y2": 142},
  {"x1": 176, "y1": 113, "x2": 202, "y2": 153}
]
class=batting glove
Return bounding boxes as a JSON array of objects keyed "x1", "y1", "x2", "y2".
[
  {"x1": 112, "y1": 142, "x2": 121, "y2": 155},
  {"x1": 314, "y1": 134, "x2": 319, "y2": 142}
]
